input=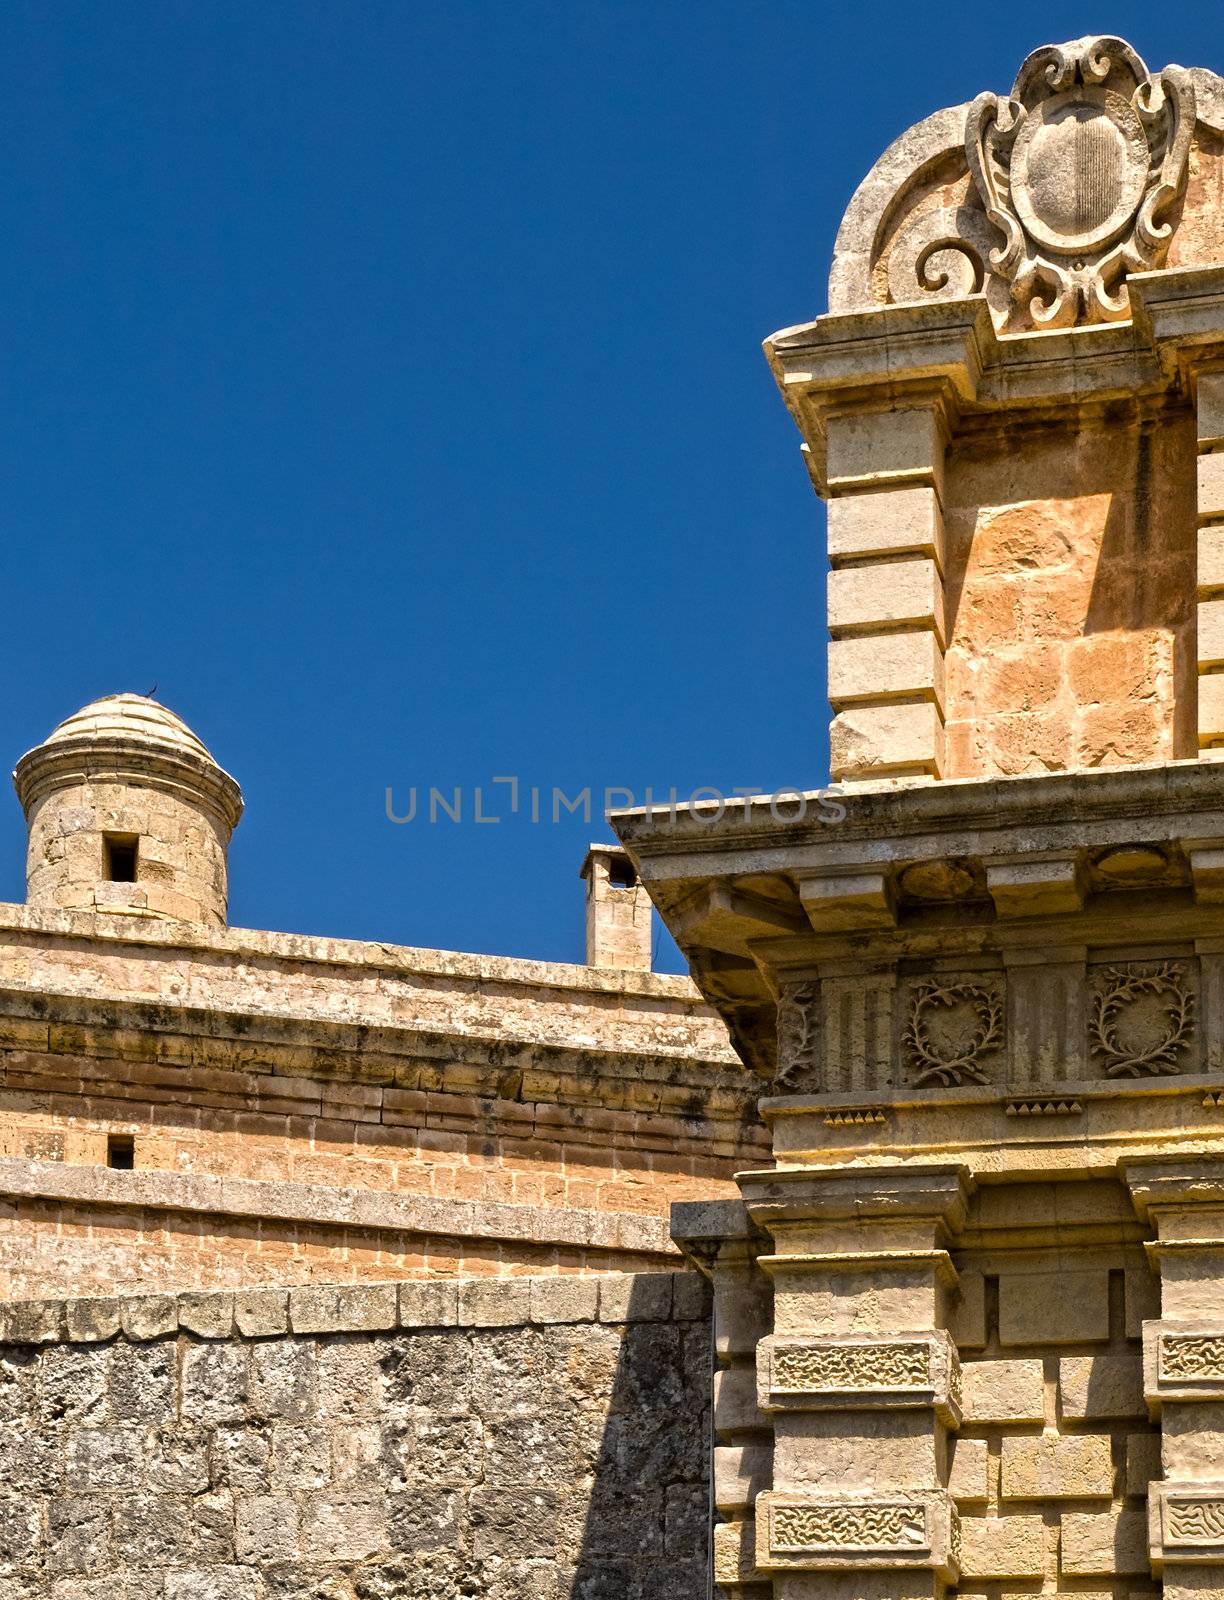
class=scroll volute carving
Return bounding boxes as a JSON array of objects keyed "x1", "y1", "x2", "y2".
[{"x1": 966, "y1": 35, "x2": 1195, "y2": 329}]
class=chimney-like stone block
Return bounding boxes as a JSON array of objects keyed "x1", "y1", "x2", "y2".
[{"x1": 580, "y1": 843, "x2": 653, "y2": 971}]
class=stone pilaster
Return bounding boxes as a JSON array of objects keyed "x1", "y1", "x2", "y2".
[
  {"x1": 1126, "y1": 1159, "x2": 1224, "y2": 1599},
  {"x1": 825, "y1": 403, "x2": 948, "y2": 783},
  {"x1": 1198, "y1": 370, "x2": 1224, "y2": 750},
  {"x1": 672, "y1": 1199, "x2": 775, "y2": 1600},
  {"x1": 739, "y1": 1164, "x2": 970, "y2": 1600}
]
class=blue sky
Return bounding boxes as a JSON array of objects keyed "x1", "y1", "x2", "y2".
[{"x1": 0, "y1": 4, "x2": 1214, "y2": 969}]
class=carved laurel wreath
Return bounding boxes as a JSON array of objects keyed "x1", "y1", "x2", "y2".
[
  {"x1": 1089, "y1": 961, "x2": 1194, "y2": 1076},
  {"x1": 902, "y1": 980, "x2": 1004, "y2": 1088}
]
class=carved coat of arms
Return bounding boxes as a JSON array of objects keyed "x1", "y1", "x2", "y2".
[{"x1": 966, "y1": 35, "x2": 1194, "y2": 328}]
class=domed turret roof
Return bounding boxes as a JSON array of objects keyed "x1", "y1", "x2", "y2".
[
  {"x1": 13, "y1": 692, "x2": 243, "y2": 828},
  {"x1": 40, "y1": 694, "x2": 215, "y2": 763}
]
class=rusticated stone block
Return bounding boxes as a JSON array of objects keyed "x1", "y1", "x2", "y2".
[
  {"x1": 715, "y1": 1367, "x2": 766, "y2": 1436},
  {"x1": 529, "y1": 1276, "x2": 599, "y2": 1325},
  {"x1": 1, "y1": 1299, "x2": 62, "y2": 1344},
  {"x1": 179, "y1": 1293, "x2": 235, "y2": 1341},
  {"x1": 758, "y1": 1332, "x2": 960, "y2": 1424},
  {"x1": 825, "y1": 406, "x2": 944, "y2": 494},
  {"x1": 120, "y1": 1295, "x2": 177, "y2": 1342},
  {"x1": 715, "y1": 1443, "x2": 771, "y2": 1514},
  {"x1": 1200, "y1": 523, "x2": 1224, "y2": 590},
  {"x1": 1000, "y1": 1435, "x2": 1113, "y2": 1501},
  {"x1": 288, "y1": 1283, "x2": 396, "y2": 1335},
  {"x1": 232, "y1": 1289, "x2": 288, "y2": 1339},
  {"x1": 64, "y1": 1298, "x2": 122, "y2": 1343},
  {"x1": 827, "y1": 486, "x2": 944, "y2": 565},
  {"x1": 713, "y1": 1518, "x2": 759, "y2": 1585},
  {"x1": 947, "y1": 1438, "x2": 989, "y2": 1504},
  {"x1": 1126, "y1": 1431, "x2": 1161, "y2": 1497},
  {"x1": 1061, "y1": 1509, "x2": 1149, "y2": 1576},
  {"x1": 754, "y1": 1491, "x2": 957, "y2": 1578},
  {"x1": 457, "y1": 1279, "x2": 530, "y2": 1328},
  {"x1": 947, "y1": 1270, "x2": 987, "y2": 1350},
  {"x1": 1198, "y1": 671, "x2": 1224, "y2": 742},
  {"x1": 998, "y1": 1269, "x2": 1109, "y2": 1346},
  {"x1": 398, "y1": 1278, "x2": 459, "y2": 1328},
  {"x1": 957, "y1": 1515, "x2": 1046, "y2": 1580},
  {"x1": 1198, "y1": 450, "x2": 1224, "y2": 522},
  {"x1": 598, "y1": 1272, "x2": 672, "y2": 1324},
  {"x1": 1200, "y1": 598, "x2": 1224, "y2": 667},
  {"x1": 830, "y1": 702, "x2": 944, "y2": 779},
  {"x1": 1198, "y1": 371, "x2": 1224, "y2": 449},
  {"x1": 1059, "y1": 1353, "x2": 1144, "y2": 1419},
  {"x1": 828, "y1": 631, "x2": 945, "y2": 710},
  {"x1": 827, "y1": 558, "x2": 944, "y2": 638},
  {"x1": 960, "y1": 1359, "x2": 1045, "y2": 1424}
]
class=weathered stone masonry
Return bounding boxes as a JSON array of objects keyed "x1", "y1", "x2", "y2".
[
  {"x1": 0, "y1": 1270, "x2": 710, "y2": 1598},
  {"x1": 612, "y1": 31, "x2": 1224, "y2": 1600}
]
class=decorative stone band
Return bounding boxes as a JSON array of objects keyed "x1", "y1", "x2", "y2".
[
  {"x1": 757, "y1": 1331, "x2": 961, "y2": 1425},
  {"x1": 754, "y1": 1490, "x2": 958, "y2": 1578},
  {"x1": 1143, "y1": 1321, "x2": 1224, "y2": 1413},
  {"x1": 1150, "y1": 1484, "x2": 1224, "y2": 1570}
]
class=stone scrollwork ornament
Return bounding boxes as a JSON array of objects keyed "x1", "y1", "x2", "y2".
[{"x1": 966, "y1": 36, "x2": 1195, "y2": 328}]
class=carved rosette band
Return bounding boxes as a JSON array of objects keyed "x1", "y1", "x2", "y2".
[
  {"x1": 756, "y1": 1492, "x2": 958, "y2": 1577},
  {"x1": 966, "y1": 36, "x2": 1194, "y2": 329},
  {"x1": 759, "y1": 1333, "x2": 961, "y2": 1425}
]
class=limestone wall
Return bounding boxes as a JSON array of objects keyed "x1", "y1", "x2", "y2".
[
  {"x1": 0, "y1": 904, "x2": 763, "y2": 1297},
  {"x1": 0, "y1": 1270, "x2": 711, "y2": 1598},
  {"x1": 943, "y1": 406, "x2": 1199, "y2": 777}
]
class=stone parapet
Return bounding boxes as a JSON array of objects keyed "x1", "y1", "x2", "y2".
[{"x1": 0, "y1": 1268, "x2": 706, "y2": 1345}]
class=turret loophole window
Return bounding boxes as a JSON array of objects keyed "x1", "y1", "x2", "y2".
[
  {"x1": 107, "y1": 1134, "x2": 134, "y2": 1170},
  {"x1": 608, "y1": 857, "x2": 637, "y2": 889},
  {"x1": 103, "y1": 833, "x2": 139, "y2": 882}
]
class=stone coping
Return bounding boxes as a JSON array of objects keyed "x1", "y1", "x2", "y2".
[
  {"x1": 0, "y1": 1156, "x2": 677, "y2": 1256},
  {"x1": 0, "y1": 900, "x2": 701, "y2": 1002},
  {"x1": 613, "y1": 755, "x2": 1224, "y2": 860},
  {"x1": 0, "y1": 1269, "x2": 709, "y2": 1346}
]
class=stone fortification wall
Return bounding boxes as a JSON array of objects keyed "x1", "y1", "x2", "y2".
[
  {"x1": 0, "y1": 905, "x2": 764, "y2": 1297},
  {"x1": 0, "y1": 1269, "x2": 711, "y2": 1598}
]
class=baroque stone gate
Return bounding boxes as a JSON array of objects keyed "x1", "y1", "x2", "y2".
[{"x1": 615, "y1": 32, "x2": 1224, "y2": 1600}]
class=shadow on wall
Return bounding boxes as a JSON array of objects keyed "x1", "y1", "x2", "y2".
[
  {"x1": 378, "y1": 1272, "x2": 712, "y2": 1598},
  {"x1": 0, "y1": 1269, "x2": 713, "y2": 1600}
]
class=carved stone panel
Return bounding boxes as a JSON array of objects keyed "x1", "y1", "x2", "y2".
[
  {"x1": 1144, "y1": 1322, "x2": 1224, "y2": 1409},
  {"x1": 901, "y1": 975, "x2": 1005, "y2": 1087},
  {"x1": 755, "y1": 1490, "x2": 958, "y2": 1577},
  {"x1": 1152, "y1": 1486, "x2": 1224, "y2": 1567},
  {"x1": 758, "y1": 1332, "x2": 961, "y2": 1425},
  {"x1": 775, "y1": 979, "x2": 821, "y2": 1093},
  {"x1": 967, "y1": 36, "x2": 1195, "y2": 329},
  {"x1": 1088, "y1": 960, "x2": 1197, "y2": 1077}
]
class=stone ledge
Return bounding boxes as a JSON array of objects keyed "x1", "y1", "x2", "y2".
[
  {"x1": 0, "y1": 1269, "x2": 710, "y2": 1345},
  {"x1": 0, "y1": 1154, "x2": 677, "y2": 1256}
]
